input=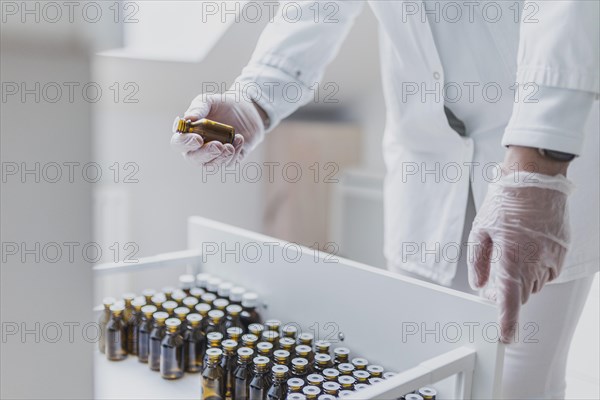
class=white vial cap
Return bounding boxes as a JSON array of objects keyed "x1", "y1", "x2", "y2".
[
  {"x1": 242, "y1": 292, "x2": 259, "y2": 308},
  {"x1": 206, "y1": 278, "x2": 222, "y2": 292},
  {"x1": 179, "y1": 274, "x2": 195, "y2": 289},
  {"x1": 195, "y1": 273, "x2": 212, "y2": 288},
  {"x1": 218, "y1": 282, "x2": 233, "y2": 297},
  {"x1": 229, "y1": 286, "x2": 246, "y2": 302}
]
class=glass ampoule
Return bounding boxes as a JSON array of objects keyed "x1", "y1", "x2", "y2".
[
  {"x1": 281, "y1": 325, "x2": 298, "y2": 340},
  {"x1": 291, "y1": 358, "x2": 309, "y2": 380},
  {"x1": 98, "y1": 297, "x2": 115, "y2": 354},
  {"x1": 148, "y1": 311, "x2": 169, "y2": 371},
  {"x1": 202, "y1": 348, "x2": 225, "y2": 400},
  {"x1": 227, "y1": 327, "x2": 243, "y2": 344},
  {"x1": 160, "y1": 318, "x2": 185, "y2": 380},
  {"x1": 302, "y1": 385, "x2": 321, "y2": 400},
  {"x1": 257, "y1": 342, "x2": 274, "y2": 358},
  {"x1": 273, "y1": 349, "x2": 291, "y2": 366},
  {"x1": 179, "y1": 274, "x2": 195, "y2": 295},
  {"x1": 217, "y1": 282, "x2": 233, "y2": 300},
  {"x1": 264, "y1": 319, "x2": 281, "y2": 333},
  {"x1": 122, "y1": 293, "x2": 136, "y2": 323},
  {"x1": 127, "y1": 297, "x2": 146, "y2": 355},
  {"x1": 221, "y1": 339, "x2": 238, "y2": 400},
  {"x1": 287, "y1": 377, "x2": 305, "y2": 394},
  {"x1": 229, "y1": 286, "x2": 246, "y2": 306},
  {"x1": 314, "y1": 341, "x2": 331, "y2": 355},
  {"x1": 162, "y1": 300, "x2": 178, "y2": 317},
  {"x1": 142, "y1": 289, "x2": 156, "y2": 304},
  {"x1": 184, "y1": 313, "x2": 205, "y2": 373},
  {"x1": 206, "y1": 309, "x2": 226, "y2": 335},
  {"x1": 183, "y1": 296, "x2": 199, "y2": 311},
  {"x1": 224, "y1": 305, "x2": 244, "y2": 332},
  {"x1": 314, "y1": 354, "x2": 333, "y2": 372},
  {"x1": 138, "y1": 305, "x2": 157, "y2": 363},
  {"x1": 306, "y1": 374, "x2": 324, "y2": 388},
  {"x1": 241, "y1": 333, "x2": 259, "y2": 351},
  {"x1": 105, "y1": 303, "x2": 127, "y2": 361},
  {"x1": 233, "y1": 347, "x2": 254, "y2": 400},
  {"x1": 267, "y1": 365, "x2": 289, "y2": 400},
  {"x1": 278, "y1": 338, "x2": 296, "y2": 353},
  {"x1": 249, "y1": 356, "x2": 272, "y2": 400},
  {"x1": 321, "y1": 381, "x2": 340, "y2": 396},
  {"x1": 240, "y1": 293, "x2": 262, "y2": 329},
  {"x1": 213, "y1": 298, "x2": 230, "y2": 313},
  {"x1": 333, "y1": 347, "x2": 350, "y2": 366}
]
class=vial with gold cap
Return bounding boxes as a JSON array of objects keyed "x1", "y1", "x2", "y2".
[
  {"x1": 249, "y1": 323, "x2": 265, "y2": 338},
  {"x1": 302, "y1": 385, "x2": 320, "y2": 400},
  {"x1": 202, "y1": 348, "x2": 225, "y2": 400},
  {"x1": 127, "y1": 297, "x2": 146, "y2": 355},
  {"x1": 337, "y1": 376, "x2": 355, "y2": 391},
  {"x1": 287, "y1": 394, "x2": 306, "y2": 400},
  {"x1": 142, "y1": 289, "x2": 156, "y2": 304},
  {"x1": 179, "y1": 274, "x2": 195, "y2": 295},
  {"x1": 383, "y1": 371, "x2": 396, "y2": 380},
  {"x1": 279, "y1": 338, "x2": 296, "y2": 353},
  {"x1": 264, "y1": 319, "x2": 281, "y2": 333},
  {"x1": 287, "y1": 377, "x2": 305, "y2": 394},
  {"x1": 314, "y1": 354, "x2": 333, "y2": 372},
  {"x1": 173, "y1": 117, "x2": 235, "y2": 145},
  {"x1": 282, "y1": 325, "x2": 298, "y2": 340},
  {"x1": 262, "y1": 330, "x2": 280, "y2": 348},
  {"x1": 291, "y1": 358, "x2": 309, "y2": 380},
  {"x1": 227, "y1": 327, "x2": 244, "y2": 344},
  {"x1": 206, "y1": 309, "x2": 226, "y2": 335},
  {"x1": 201, "y1": 292, "x2": 217, "y2": 307},
  {"x1": 184, "y1": 313, "x2": 205, "y2": 373},
  {"x1": 213, "y1": 298, "x2": 230, "y2": 313},
  {"x1": 160, "y1": 318, "x2": 185, "y2": 379},
  {"x1": 149, "y1": 311, "x2": 169, "y2": 371},
  {"x1": 224, "y1": 304, "x2": 244, "y2": 331},
  {"x1": 195, "y1": 303, "x2": 212, "y2": 332},
  {"x1": 352, "y1": 370, "x2": 370, "y2": 384},
  {"x1": 221, "y1": 339, "x2": 239, "y2": 399},
  {"x1": 257, "y1": 342, "x2": 274, "y2": 358},
  {"x1": 366, "y1": 364, "x2": 384, "y2": 378},
  {"x1": 138, "y1": 305, "x2": 157, "y2": 363},
  {"x1": 122, "y1": 293, "x2": 136, "y2": 323},
  {"x1": 297, "y1": 333, "x2": 314, "y2": 347},
  {"x1": 171, "y1": 290, "x2": 187, "y2": 306},
  {"x1": 190, "y1": 287, "x2": 205, "y2": 300},
  {"x1": 333, "y1": 347, "x2": 350, "y2": 365},
  {"x1": 294, "y1": 345, "x2": 313, "y2": 364},
  {"x1": 241, "y1": 333, "x2": 259, "y2": 350},
  {"x1": 306, "y1": 374, "x2": 324, "y2": 388},
  {"x1": 183, "y1": 296, "x2": 199, "y2": 310},
  {"x1": 161, "y1": 287, "x2": 175, "y2": 301},
  {"x1": 241, "y1": 292, "x2": 262, "y2": 329},
  {"x1": 174, "y1": 306, "x2": 190, "y2": 331},
  {"x1": 405, "y1": 394, "x2": 425, "y2": 400},
  {"x1": 106, "y1": 303, "x2": 127, "y2": 361},
  {"x1": 233, "y1": 347, "x2": 254, "y2": 400},
  {"x1": 322, "y1": 368, "x2": 340, "y2": 382},
  {"x1": 317, "y1": 394, "x2": 335, "y2": 400},
  {"x1": 337, "y1": 363, "x2": 354, "y2": 376},
  {"x1": 418, "y1": 387, "x2": 437, "y2": 400},
  {"x1": 267, "y1": 365, "x2": 289, "y2": 400},
  {"x1": 314, "y1": 340, "x2": 331, "y2": 355},
  {"x1": 321, "y1": 382, "x2": 340, "y2": 396},
  {"x1": 249, "y1": 356, "x2": 273, "y2": 400},
  {"x1": 162, "y1": 300, "x2": 178, "y2": 317},
  {"x1": 98, "y1": 297, "x2": 115, "y2": 354},
  {"x1": 207, "y1": 332, "x2": 224, "y2": 349},
  {"x1": 151, "y1": 293, "x2": 166, "y2": 310},
  {"x1": 351, "y1": 357, "x2": 368, "y2": 371},
  {"x1": 273, "y1": 349, "x2": 291, "y2": 366}
]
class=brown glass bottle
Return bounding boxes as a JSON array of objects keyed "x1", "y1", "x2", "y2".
[
  {"x1": 314, "y1": 341, "x2": 331, "y2": 355},
  {"x1": 201, "y1": 293, "x2": 217, "y2": 308},
  {"x1": 241, "y1": 333, "x2": 259, "y2": 351},
  {"x1": 151, "y1": 293, "x2": 166, "y2": 310},
  {"x1": 195, "y1": 273, "x2": 212, "y2": 290},
  {"x1": 287, "y1": 377, "x2": 305, "y2": 394},
  {"x1": 160, "y1": 318, "x2": 185, "y2": 380},
  {"x1": 224, "y1": 304, "x2": 244, "y2": 332},
  {"x1": 202, "y1": 348, "x2": 225, "y2": 400},
  {"x1": 195, "y1": 303, "x2": 212, "y2": 333},
  {"x1": 142, "y1": 289, "x2": 156, "y2": 304},
  {"x1": 148, "y1": 311, "x2": 169, "y2": 371},
  {"x1": 137, "y1": 305, "x2": 157, "y2": 363},
  {"x1": 273, "y1": 350, "x2": 291, "y2": 366},
  {"x1": 174, "y1": 306, "x2": 190, "y2": 332},
  {"x1": 333, "y1": 347, "x2": 350, "y2": 366},
  {"x1": 213, "y1": 298, "x2": 230, "y2": 313},
  {"x1": 294, "y1": 345, "x2": 313, "y2": 364},
  {"x1": 267, "y1": 365, "x2": 289, "y2": 400},
  {"x1": 278, "y1": 338, "x2": 296, "y2": 353},
  {"x1": 207, "y1": 332, "x2": 224, "y2": 350},
  {"x1": 179, "y1": 274, "x2": 195, "y2": 295},
  {"x1": 249, "y1": 356, "x2": 272, "y2": 400},
  {"x1": 264, "y1": 319, "x2": 281, "y2": 333},
  {"x1": 184, "y1": 313, "x2": 206, "y2": 373},
  {"x1": 249, "y1": 323, "x2": 265, "y2": 338},
  {"x1": 217, "y1": 282, "x2": 233, "y2": 300},
  {"x1": 221, "y1": 339, "x2": 238, "y2": 399},
  {"x1": 257, "y1": 342, "x2": 274, "y2": 358},
  {"x1": 233, "y1": 347, "x2": 254, "y2": 400},
  {"x1": 172, "y1": 290, "x2": 187, "y2": 306},
  {"x1": 291, "y1": 358, "x2": 309, "y2": 381},
  {"x1": 173, "y1": 117, "x2": 235, "y2": 145},
  {"x1": 127, "y1": 297, "x2": 145, "y2": 355},
  {"x1": 98, "y1": 297, "x2": 115, "y2": 354},
  {"x1": 163, "y1": 300, "x2": 178, "y2": 317},
  {"x1": 190, "y1": 287, "x2": 205, "y2": 300},
  {"x1": 183, "y1": 296, "x2": 199, "y2": 310},
  {"x1": 206, "y1": 310, "x2": 226, "y2": 335},
  {"x1": 314, "y1": 354, "x2": 333, "y2": 372},
  {"x1": 302, "y1": 385, "x2": 321, "y2": 399},
  {"x1": 161, "y1": 286, "x2": 175, "y2": 301},
  {"x1": 240, "y1": 293, "x2": 262, "y2": 330},
  {"x1": 106, "y1": 303, "x2": 127, "y2": 361},
  {"x1": 227, "y1": 327, "x2": 243, "y2": 343},
  {"x1": 122, "y1": 293, "x2": 136, "y2": 323},
  {"x1": 229, "y1": 286, "x2": 246, "y2": 305},
  {"x1": 262, "y1": 331, "x2": 280, "y2": 349}
]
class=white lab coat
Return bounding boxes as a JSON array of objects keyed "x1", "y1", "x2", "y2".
[{"x1": 236, "y1": 1, "x2": 599, "y2": 285}]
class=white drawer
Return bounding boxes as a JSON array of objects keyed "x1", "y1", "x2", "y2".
[{"x1": 93, "y1": 217, "x2": 504, "y2": 399}]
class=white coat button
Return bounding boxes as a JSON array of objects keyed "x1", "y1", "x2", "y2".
[{"x1": 433, "y1": 71, "x2": 441, "y2": 80}]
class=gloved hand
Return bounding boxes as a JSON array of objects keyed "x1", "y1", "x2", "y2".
[
  {"x1": 171, "y1": 92, "x2": 266, "y2": 167},
  {"x1": 467, "y1": 168, "x2": 574, "y2": 343}
]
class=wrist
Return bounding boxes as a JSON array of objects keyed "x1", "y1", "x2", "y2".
[
  {"x1": 252, "y1": 101, "x2": 270, "y2": 130},
  {"x1": 504, "y1": 145, "x2": 570, "y2": 176}
]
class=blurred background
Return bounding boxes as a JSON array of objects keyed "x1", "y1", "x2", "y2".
[{"x1": 1, "y1": 1, "x2": 597, "y2": 398}]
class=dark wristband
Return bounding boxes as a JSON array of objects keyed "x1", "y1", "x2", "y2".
[{"x1": 538, "y1": 149, "x2": 577, "y2": 162}]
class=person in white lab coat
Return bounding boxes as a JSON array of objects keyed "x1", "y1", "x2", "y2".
[{"x1": 171, "y1": 2, "x2": 599, "y2": 398}]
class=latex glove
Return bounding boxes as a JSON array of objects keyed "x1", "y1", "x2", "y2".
[
  {"x1": 467, "y1": 169, "x2": 574, "y2": 343},
  {"x1": 171, "y1": 92, "x2": 265, "y2": 167}
]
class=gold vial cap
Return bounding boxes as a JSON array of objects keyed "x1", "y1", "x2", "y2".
[
  {"x1": 272, "y1": 364, "x2": 289, "y2": 379},
  {"x1": 153, "y1": 311, "x2": 169, "y2": 323},
  {"x1": 186, "y1": 313, "x2": 202, "y2": 326},
  {"x1": 195, "y1": 303, "x2": 211, "y2": 316},
  {"x1": 141, "y1": 305, "x2": 158, "y2": 317},
  {"x1": 237, "y1": 347, "x2": 254, "y2": 361}
]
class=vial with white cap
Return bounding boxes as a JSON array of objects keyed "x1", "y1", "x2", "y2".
[
  {"x1": 418, "y1": 387, "x2": 437, "y2": 399},
  {"x1": 267, "y1": 365, "x2": 290, "y2": 399},
  {"x1": 178, "y1": 274, "x2": 195, "y2": 295},
  {"x1": 229, "y1": 286, "x2": 246, "y2": 305},
  {"x1": 195, "y1": 273, "x2": 212, "y2": 290},
  {"x1": 202, "y1": 348, "x2": 225, "y2": 399},
  {"x1": 206, "y1": 277, "x2": 222, "y2": 294},
  {"x1": 138, "y1": 305, "x2": 157, "y2": 363},
  {"x1": 233, "y1": 347, "x2": 254, "y2": 400},
  {"x1": 149, "y1": 311, "x2": 169, "y2": 371},
  {"x1": 241, "y1": 292, "x2": 262, "y2": 329},
  {"x1": 127, "y1": 297, "x2": 146, "y2": 355},
  {"x1": 217, "y1": 282, "x2": 233, "y2": 299},
  {"x1": 183, "y1": 313, "x2": 205, "y2": 372},
  {"x1": 160, "y1": 318, "x2": 184, "y2": 379},
  {"x1": 249, "y1": 356, "x2": 271, "y2": 400},
  {"x1": 98, "y1": 297, "x2": 115, "y2": 354},
  {"x1": 106, "y1": 303, "x2": 127, "y2": 361}
]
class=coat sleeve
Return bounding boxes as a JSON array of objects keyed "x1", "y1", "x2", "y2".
[
  {"x1": 502, "y1": 1, "x2": 599, "y2": 155},
  {"x1": 233, "y1": 1, "x2": 365, "y2": 131}
]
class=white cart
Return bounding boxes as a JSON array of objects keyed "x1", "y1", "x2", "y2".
[{"x1": 94, "y1": 217, "x2": 504, "y2": 399}]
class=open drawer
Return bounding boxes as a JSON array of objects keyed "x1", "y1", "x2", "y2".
[{"x1": 93, "y1": 217, "x2": 504, "y2": 399}]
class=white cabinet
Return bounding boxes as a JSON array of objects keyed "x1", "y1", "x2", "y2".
[{"x1": 94, "y1": 217, "x2": 504, "y2": 399}]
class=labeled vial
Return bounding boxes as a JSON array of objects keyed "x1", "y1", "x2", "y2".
[
  {"x1": 202, "y1": 348, "x2": 225, "y2": 400},
  {"x1": 183, "y1": 296, "x2": 199, "y2": 310},
  {"x1": 352, "y1": 370, "x2": 370, "y2": 384},
  {"x1": 287, "y1": 377, "x2": 305, "y2": 393},
  {"x1": 163, "y1": 300, "x2": 178, "y2": 316},
  {"x1": 294, "y1": 345, "x2": 313, "y2": 364},
  {"x1": 127, "y1": 297, "x2": 146, "y2": 355},
  {"x1": 241, "y1": 333, "x2": 259, "y2": 350},
  {"x1": 273, "y1": 349, "x2": 291, "y2": 366},
  {"x1": 314, "y1": 354, "x2": 333, "y2": 372},
  {"x1": 337, "y1": 363, "x2": 354, "y2": 376},
  {"x1": 314, "y1": 341, "x2": 331, "y2": 355},
  {"x1": 337, "y1": 375, "x2": 355, "y2": 391},
  {"x1": 229, "y1": 286, "x2": 246, "y2": 305},
  {"x1": 241, "y1": 293, "x2": 262, "y2": 329},
  {"x1": 227, "y1": 326, "x2": 244, "y2": 343},
  {"x1": 148, "y1": 311, "x2": 169, "y2": 371},
  {"x1": 302, "y1": 386, "x2": 320, "y2": 400},
  {"x1": 383, "y1": 371, "x2": 397, "y2": 380},
  {"x1": 201, "y1": 292, "x2": 217, "y2": 307},
  {"x1": 213, "y1": 298, "x2": 230, "y2": 312},
  {"x1": 322, "y1": 368, "x2": 340, "y2": 382},
  {"x1": 249, "y1": 323, "x2": 265, "y2": 338},
  {"x1": 195, "y1": 303, "x2": 212, "y2": 332},
  {"x1": 221, "y1": 339, "x2": 239, "y2": 399},
  {"x1": 98, "y1": 297, "x2": 116, "y2": 354},
  {"x1": 405, "y1": 394, "x2": 425, "y2": 400},
  {"x1": 160, "y1": 318, "x2": 184, "y2": 379},
  {"x1": 218, "y1": 282, "x2": 233, "y2": 299},
  {"x1": 265, "y1": 319, "x2": 282, "y2": 333},
  {"x1": 262, "y1": 330, "x2": 280, "y2": 348},
  {"x1": 206, "y1": 278, "x2": 222, "y2": 295},
  {"x1": 173, "y1": 117, "x2": 235, "y2": 145},
  {"x1": 333, "y1": 348, "x2": 350, "y2": 365},
  {"x1": 298, "y1": 333, "x2": 314, "y2": 347},
  {"x1": 142, "y1": 289, "x2": 156, "y2": 305},
  {"x1": 122, "y1": 293, "x2": 136, "y2": 323},
  {"x1": 190, "y1": 287, "x2": 205, "y2": 300},
  {"x1": 257, "y1": 342, "x2": 274, "y2": 358},
  {"x1": 138, "y1": 305, "x2": 158, "y2": 363},
  {"x1": 161, "y1": 287, "x2": 175, "y2": 301},
  {"x1": 279, "y1": 338, "x2": 296, "y2": 353},
  {"x1": 249, "y1": 356, "x2": 272, "y2": 400},
  {"x1": 206, "y1": 309, "x2": 226, "y2": 335},
  {"x1": 291, "y1": 358, "x2": 309, "y2": 380},
  {"x1": 106, "y1": 303, "x2": 127, "y2": 361},
  {"x1": 151, "y1": 293, "x2": 166, "y2": 310},
  {"x1": 179, "y1": 274, "x2": 195, "y2": 294},
  {"x1": 207, "y1": 332, "x2": 224, "y2": 349},
  {"x1": 233, "y1": 347, "x2": 255, "y2": 400},
  {"x1": 306, "y1": 374, "x2": 324, "y2": 388},
  {"x1": 171, "y1": 290, "x2": 187, "y2": 306},
  {"x1": 321, "y1": 382, "x2": 340, "y2": 396},
  {"x1": 282, "y1": 325, "x2": 298, "y2": 340},
  {"x1": 366, "y1": 365, "x2": 384, "y2": 378},
  {"x1": 288, "y1": 394, "x2": 307, "y2": 400},
  {"x1": 351, "y1": 357, "x2": 369, "y2": 371},
  {"x1": 196, "y1": 273, "x2": 211, "y2": 289},
  {"x1": 267, "y1": 365, "x2": 289, "y2": 400},
  {"x1": 224, "y1": 305, "x2": 244, "y2": 331},
  {"x1": 418, "y1": 387, "x2": 438, "y2": 400},
  {"x1": 183, "y1": 313, "x2": 206, "y2": 373}
]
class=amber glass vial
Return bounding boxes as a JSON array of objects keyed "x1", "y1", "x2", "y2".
[
  {"x1": 233, "y1": 347, "x2": 254, "y2": 400},
  {"x1": 267, "y1": 365, "x2": 289, "y2": 400},
  {"x1": 249, "y1": 356, "x2": 272, "y2": 400},
  {"x1": 202, "y1": 348, "x2": 225, "y2": 400},
  {"x1": 98, "y1": 297, "x2": 115, "y2": 354},
  {"x1": 127, "y1": 297, "x2": 146, "y2": 355},
  {"x1": 138, "y1": 305, "x2": 158, "y2": 363},
  {"x1": 184, "y1": 313, "x2": 206, "y2": 373},
  {"x1": 174, "y1": 117, "x2": 235, "y2": 145},
  {"x1": 221, "y1": 339, "x2": 238, "y2": 400},
  {"x1": 160, "y1": 318, "x2": 185, "y2": 379},
  {"x1": 148, "y1": 311, "x2": 169, "y2": 371},
  {"x1": 106, "y1": 303, "x2": 127, "y2": 361}
]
